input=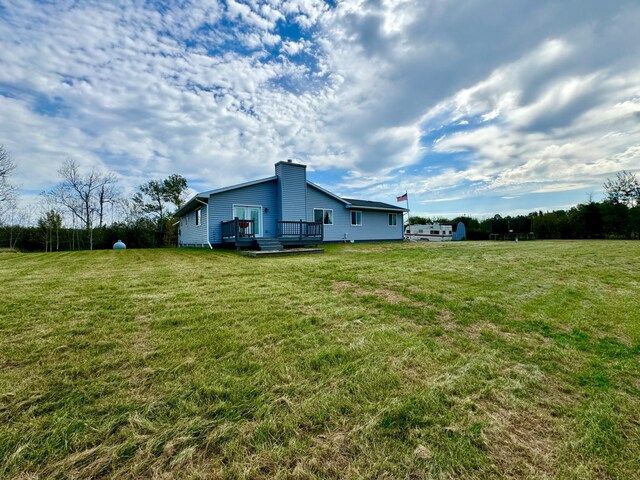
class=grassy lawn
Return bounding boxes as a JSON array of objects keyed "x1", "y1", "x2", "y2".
[{"x1": 1, "y1": 241, "x2": 639, "y2": 479}]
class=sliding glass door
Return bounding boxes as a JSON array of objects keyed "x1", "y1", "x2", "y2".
[{"x1": 233, "y1": 205, "x2": 262, "y2": 237}]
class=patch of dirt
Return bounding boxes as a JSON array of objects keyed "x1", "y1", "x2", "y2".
[
  {"x1": 332, "y1": 280, "x2": 356, "y2": 292},
  {"x1": 482, "y1": 403, "x2": 558, "y2": 478},
  {"x1": 369, "y1": 288, "x2": 407, "y2": 304},
  {"x1": 479, "y1": 376, "x2": 576, "y2": 479},
  {"x1": 438, "y1": 309, "x2": 455, "y2": 323},
  {"x1": 296, "y1": 431, "x2": 353, "y2": 477}
]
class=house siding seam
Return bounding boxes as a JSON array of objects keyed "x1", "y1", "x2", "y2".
[
  {"x1": 179, "y1": 205, "x2": 208, "y2": 246},
  {"x1": 275, "y1": 162, "x2": 307, "y2": 222},
  {"x1": 306, "y1": 185, "x2": 404, "y2": 241},
  {"x1": 208, "y1": 179, "x2": 279, "y2": 244}
]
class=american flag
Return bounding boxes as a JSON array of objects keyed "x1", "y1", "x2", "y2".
[{"x1": 396, "y1": 193, "x2": 408, "y2": 202}]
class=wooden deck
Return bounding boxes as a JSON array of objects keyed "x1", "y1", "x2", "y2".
[{"x1": 221, "y1": 218, "x2": 323, "y2": 249}]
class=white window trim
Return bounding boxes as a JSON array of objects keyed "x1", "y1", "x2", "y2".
[
  {"x1": 195, "y1": 207, "x2": 201, "y2": 227},
  {"x1": 314, "y1": 208, "x2": 334, "y2": 225},
  {"x1": 388, "y1": 213, "x2": 397, "y2": 227},
  {"x1": 351, "y1": 210, "x2": 362, "y2": 226}
]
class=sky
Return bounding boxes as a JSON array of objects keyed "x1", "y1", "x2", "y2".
[{"x1": 1, "y1": 0, "x2": 639, "y2": 220}]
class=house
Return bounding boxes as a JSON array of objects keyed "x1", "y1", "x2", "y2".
[{"x1": 176, "y1": 160, "x2": 407, "y2": 249}]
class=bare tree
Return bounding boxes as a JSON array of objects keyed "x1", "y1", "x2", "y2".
[
  {"x1": 97, "y1": 177, "x2": 119, "y2": 227},
  {"x1": 0, "y1": 145, "x2": 17, "y2": 222},
  {"x1": 5, "y1": 203, "x2": 32, "y2": 249},
  {"x1": 49, "y1": 159, "x2": 119, "y2": 250}
]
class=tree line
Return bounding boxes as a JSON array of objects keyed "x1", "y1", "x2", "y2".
[
  {"x1": 412, "y1": 171, "x2": 640, "y2": 240},
  {"x1": 0, "y1": 145, "x2": 188, "y2": 251},
  {"x1": 1, "y1": 143, "x2": 639, "y2": 250}
]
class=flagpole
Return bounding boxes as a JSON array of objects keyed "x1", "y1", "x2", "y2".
[{"x1": 405, "y1": 191, "x2": 410, "y2": 225}]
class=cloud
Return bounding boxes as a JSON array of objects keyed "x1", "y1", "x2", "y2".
[{"x1": 0, "y1": 0, "x2": 639, "y2": 218}]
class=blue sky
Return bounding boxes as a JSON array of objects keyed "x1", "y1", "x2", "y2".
[{"x1": 1, "y1": 0, "x2": 639, "y2": 219}]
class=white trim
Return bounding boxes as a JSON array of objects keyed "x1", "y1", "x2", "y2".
[
  {"x1": 314, "y1": 208, "x2": 334, "y2": 225},
  {"x1": 232, "y1": 204, "x2": 263, "y2": 237},
  {"x1": 347, "y1": 205, "x2": 407, "y2": 212},
  {"x1": 351, "y1": 210, "x2": 362, "y2": 226},
  {"x1": 388, "y1": 213, "x2": 398, "y2": 227}
]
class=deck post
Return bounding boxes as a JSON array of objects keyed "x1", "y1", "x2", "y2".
[
  {"x1": 234, "y1": 217, "x2": 239, "y2": 243},
  {"x1": 299, "y1": 219, "x2": 303, "y2": 241}
]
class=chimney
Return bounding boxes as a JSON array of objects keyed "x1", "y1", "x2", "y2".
[{"x1": 275, "y1": 160, "x2": 307, "y2": 221}]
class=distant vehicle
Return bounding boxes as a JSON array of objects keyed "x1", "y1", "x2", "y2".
[
  {"x1": 404, "y1": 223, "x2": 453, "y2": 242},
  {"x1": 405, "y1": 221, "x2": 467, "y2": 242}
]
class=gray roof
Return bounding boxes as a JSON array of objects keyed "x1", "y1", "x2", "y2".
[{"x1": 343, "y1": 198, "x2": 408, "y2": 212}]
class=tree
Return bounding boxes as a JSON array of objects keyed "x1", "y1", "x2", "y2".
[
  {"x1": 603, "y1": 171, "x2": 640, "y2": 207},
  {"x1": 132, "y1": 174, "x2": 188, "y2": 246},
  {"x1": 578, "y1": 201, "x2": 603, "y2": 238},
  {"x1": 0, "y1": 145, "x2": 17, "y2": 223},
  {"x1": 2, "y1": 203, "x2": 31, "y2": 248},
  {"x1": 49, "y1": 159, "x2": 119, "y2": 250},
  {"x1": 133, "y1": 174, "x2": 188, "y2": 224},
  {"x1": 407, "y1": 215, "x2": 430, "y2": 225},
  {"x1": 97, "y1": 180, "x2": 119, "y2": 227},
  {"x1": 38, "y1": 209, "x2": 63, "y2": 252}
]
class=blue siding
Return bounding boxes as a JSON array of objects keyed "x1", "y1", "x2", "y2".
[
  {"x1": 306, "y1": 185, "x2": 404, "y2": 241},
  {"x1": 179, "y1": 204, "x2": 209, "y2": 246},
  {"x1": 179, "y1": 161, "x2": 404, "y2": 247},
  {"x1": 347, "y1": 209, "x2": 404, "y2": 241},
  {"x1": 275, "y1": 162, "x2": 307, "y2": 221},
  {"x1": 208, "y1": 180, "x2": 278, "y2": 243}
]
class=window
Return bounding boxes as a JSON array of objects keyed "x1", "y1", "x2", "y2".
[
  {"x1": 431, "y1": 230, "x2": 439, "y2": 235},
  {"x1": 195, "y1": 207, "x2": 201, "y2": 226},
  {"x1": 388, "y1": 213, "x2": 397, "y2": 226},
  {"x1": 314, "y1": 208, "x2": 333, "y2": 225},
  {"x1": 351, "y1": 210, "x2": 362, "y2": 226}
]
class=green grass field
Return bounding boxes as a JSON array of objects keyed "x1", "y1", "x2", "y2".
[{"x1": 1, "y1": 241, "x2": 639, "y2": 479}]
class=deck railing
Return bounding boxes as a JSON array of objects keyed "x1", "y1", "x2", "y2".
[
  {"x1": 277, "y1": 220, "x2": 323, "y2": 241},
  {"x1": 221, "y1": 218, "x2": 323, "y2": 243},
  {"x1": 221, "y1": 218, "x2": 256, "y2": 242}
]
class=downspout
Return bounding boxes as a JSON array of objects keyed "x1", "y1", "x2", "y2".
[
  {"x1": 172, "y1": 220, "x2": 180, "y2": 247},
  {"x1": 196, "y1": 198, "x2": 213, "y2": 249}
]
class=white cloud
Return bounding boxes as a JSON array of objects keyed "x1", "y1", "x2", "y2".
[{"x1": 1, "y1": 0, "x2": 639, "y2": 219}]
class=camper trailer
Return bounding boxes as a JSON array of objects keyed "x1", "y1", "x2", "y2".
[
  {"x1": 404, "y1": 223, "x2": 453, "y2": 242},
  {"x1": 405, "y1": 222, "x2": 467, "y2": 242}
]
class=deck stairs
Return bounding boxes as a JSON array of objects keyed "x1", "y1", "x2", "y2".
[{"x1": 256, "y1": 238, "x2": 284, "y2": 251}]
